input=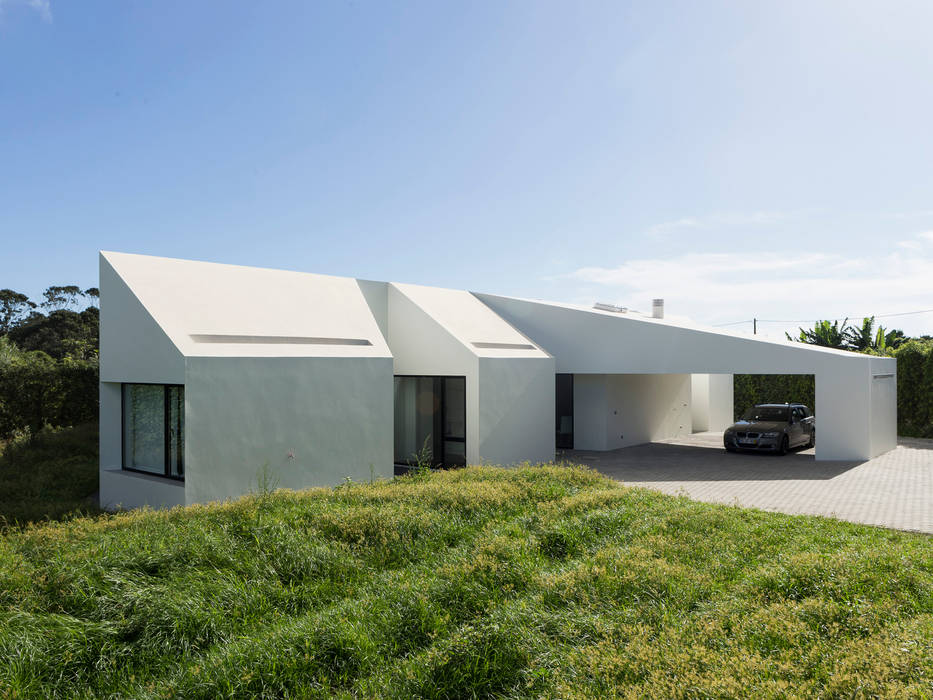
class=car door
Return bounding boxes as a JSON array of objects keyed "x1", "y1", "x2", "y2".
[
  {"x1": 788, "y1": 407, "x2": 806, "y2": 447},
  {"x1": 799, "y1": 406, "x2": 814, "y2": 444}
]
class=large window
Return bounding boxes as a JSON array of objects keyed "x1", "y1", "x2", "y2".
[
  {"x1": 122, "y1": 384, "x2": 184, "y2": 479},
  {"x1": 394, "y1": 376, "x2": 465, "y2": 468}
]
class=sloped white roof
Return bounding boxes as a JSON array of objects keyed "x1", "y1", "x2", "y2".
[
  {"x1": 500, "y1": 296, "x2": 857, "y2": 357},
  {"x1": 474, "y1": 292, "x2": 884, "y2": 375},
  {"x1": 102, "y1": 252, "x2": 392, "y2": 358},
  {"x1": 392, "y1": 282, "x2": 550, "y2": 359}
]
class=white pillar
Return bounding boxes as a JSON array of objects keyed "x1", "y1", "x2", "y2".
[
  {"x1": 691, "y1": 374, "x2": 710, "y2": 432},
  {"x1": 707, "y1": 374, "x2": 734, "y2": 431},
  {"x1": 691, "y1": 373, "x2": 733, "y2": 432}
]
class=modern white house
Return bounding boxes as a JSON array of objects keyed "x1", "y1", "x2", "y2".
[{"x1": 99, "y1": 252, "x2": 898, "y2": 509}]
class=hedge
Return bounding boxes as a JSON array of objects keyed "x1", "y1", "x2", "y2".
[
  {"x1": 894, "y1": 339, "x2": 933, "y2": 438},
  {"x1": 0, "y1": 353, "x2": 98, "y2": 438},
  {"x1": 733, "y1": 374, "x2": 816, "y2": 420}
]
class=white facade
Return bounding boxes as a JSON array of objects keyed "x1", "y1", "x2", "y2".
[{"x1": 100, "y1": 252, "x2": 897, "y2": 510}]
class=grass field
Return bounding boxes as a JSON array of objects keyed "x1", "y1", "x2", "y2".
[
  {"x1": 0, "y1": 423, "x2": 100, "y2": 526},
  {"x1": 0, "y1": 463, "x2": 931, "y2": 698}
]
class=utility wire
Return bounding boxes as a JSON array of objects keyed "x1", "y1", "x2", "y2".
[{"x1": 713, "y1": 308, "x2": 933, "y2": 327}]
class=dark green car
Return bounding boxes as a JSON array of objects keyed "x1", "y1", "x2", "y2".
[{"x1": 724, "y1": 403, "x2": 815, "y2": 455}]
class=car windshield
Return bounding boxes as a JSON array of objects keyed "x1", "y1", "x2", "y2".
[{"x1": 741, "y1": 406, "x2": 789, "y2": 422}]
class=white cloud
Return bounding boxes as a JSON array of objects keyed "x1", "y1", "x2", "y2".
[
  {"x1": 897, "y1": 231, "x2": 933, "y2": 250},
  {"x1": 563, "y1": 240, "x2": 933, "y2": 339},
  {"x1": 0, "y1": 0, "x2": 51, "y2": 21},
  {"x1": 645, "y1": 211, "x2": 788, "y2": 236},
  {"x1": 891, "y1": 210, "x2": 933, "y2": 220}
]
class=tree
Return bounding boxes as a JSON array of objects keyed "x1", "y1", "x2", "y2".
[
  {"x1": 844, "y1": 317, "x2": 876, "y2": 352},
  {"x1": 790, "y1": 316, "x2": 906, "y2": 355},
  {"x1": 84, "y1": 287, "x2": 100, "y2": 306},
  {"x1": 0, "y1": 336, "x2": 23, "y2": 367},
  {"x1": 883, "y1": 328, "x2": 908, "y2": 351},
  {"x1": 788, "y1": 319, "x2": 849, "y2": 349},
  {"x1": 0, "y1": 289, "x2": 36, "y2": 334},
  {"x1": 41, "y1": 285, "x2": 83, "y2": 311},
  {"x1": 7, "y1": 307, "x2": 99, "y2": 360}
]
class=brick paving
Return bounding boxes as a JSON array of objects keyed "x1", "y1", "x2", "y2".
[{"x1": 562, "y1": 432, "x2": 933, "y2": 534}]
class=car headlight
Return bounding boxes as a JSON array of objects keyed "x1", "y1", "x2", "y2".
[{"x1": 761, "y1": 432, "x2": 780, "y2": 438}]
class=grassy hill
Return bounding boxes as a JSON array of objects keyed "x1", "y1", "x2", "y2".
[{"x1": 0, "y1": 464, "x2": 931, "y2": 698}]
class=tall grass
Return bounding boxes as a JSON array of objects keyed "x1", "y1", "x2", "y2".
[{"x1": 0, "y1": 464, "x2": 930, "y2": 698}]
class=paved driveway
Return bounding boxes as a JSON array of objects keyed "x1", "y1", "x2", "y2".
[{"x1": 562, "y1": 432, "x2": 933, "y2": 534}]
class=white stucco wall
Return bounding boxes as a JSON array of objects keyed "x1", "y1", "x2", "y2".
[
  {"x1": 574, "y1": 374, "x2": 690, "y2": 450},
  {"x1": 606, "y1": 374, "x2": 691, "y2": 449},
  {"x1": 869, "y1": 357, "x2": 897, "y2": 458},
  {"x1": 573, "y1": 375, "x2": 608, "y2": 450},
  {"x1": 477, "y1": 357, "x2": 555, "y2": 465},
  {"x1": 99, "y1": 254, "x2": 184, "y2": 385},
  {"x1": 184, "y1": 356, "x2": 394, "y2": 504},
  {"x1": 357, "y1": 279, "x2": 389, "y2": 342},
  {"x1": 99, "y1": 382, "x2": 121, "y2": 472},
  {"x1": 100, "y1": 469, "x2": 186, "y2": 510}
]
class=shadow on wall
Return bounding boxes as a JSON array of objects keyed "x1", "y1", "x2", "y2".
[{"x1": 560, "y1": 441, "x2": 864, "y2": 483}]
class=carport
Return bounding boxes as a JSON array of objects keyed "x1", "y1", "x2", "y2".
[{"x1": 476, "y1": 294, "x2": 897, "y2": 461}]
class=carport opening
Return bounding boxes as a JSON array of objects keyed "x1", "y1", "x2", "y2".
[{"x1": 734, "y1": 374, "x2": 815, "y2": 420}]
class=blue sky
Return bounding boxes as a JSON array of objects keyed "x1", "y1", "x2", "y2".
[{"x1": 2, "y1": 0, "x2": 932, "y2": 338}]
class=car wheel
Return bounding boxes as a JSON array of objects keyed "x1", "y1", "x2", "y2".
[
  {"x1": 725, "y1": 445, "x2": 736, "y2": 453},
  {"x1": 778, "y1": 435, "x2": 789, "y2": 456},
  {"x1": 808, "y1": 430, "x2": 815, "y2": 448}
]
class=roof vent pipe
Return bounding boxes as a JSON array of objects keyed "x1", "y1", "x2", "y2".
[{"x1": 652, "y1": 299, "x2": 664, "y2": 319}]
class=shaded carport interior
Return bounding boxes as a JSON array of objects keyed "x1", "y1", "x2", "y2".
[{"x1": 474, "y1": 293, "x2": 897, "y2": 462}]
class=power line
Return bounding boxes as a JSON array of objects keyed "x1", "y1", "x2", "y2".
[
  {"x1": 713, "y1": 308, "x2": 933, "y2": 328},
  {"x1": 712, "y1": 319, "x2": 754, "y2": 327}
]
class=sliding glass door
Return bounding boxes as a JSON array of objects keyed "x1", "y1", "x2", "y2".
[{"x1": 394, "y1": 376, "x2": 466, "y2": 468}]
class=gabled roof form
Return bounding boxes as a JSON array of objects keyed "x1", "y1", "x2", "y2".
[
  {"x1": 391, "y1": 283, "x2": 550, "y2": 359},
  {"x1": 102, "y1": 252, "x2": 392, "y2": 358}
]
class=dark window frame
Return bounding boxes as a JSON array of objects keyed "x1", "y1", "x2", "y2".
[
  {"x1": 121, "y1": 382, "x2": 185, "y2": 481},
  {"x1": 393, "y1": 374, "x2": 466, "y2": 469}
]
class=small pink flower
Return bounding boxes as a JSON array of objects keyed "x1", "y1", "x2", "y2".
[{"x1": 286, "y1": 449, "x2": 296, "y2": 461}]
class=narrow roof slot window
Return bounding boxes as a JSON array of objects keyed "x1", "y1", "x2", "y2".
[
  {"x1": 190, "y1": 334, "x2": 372, "y2": 346},
  {"x1": 471, "y1": 342, "x2": 536, "y2": 350}
]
